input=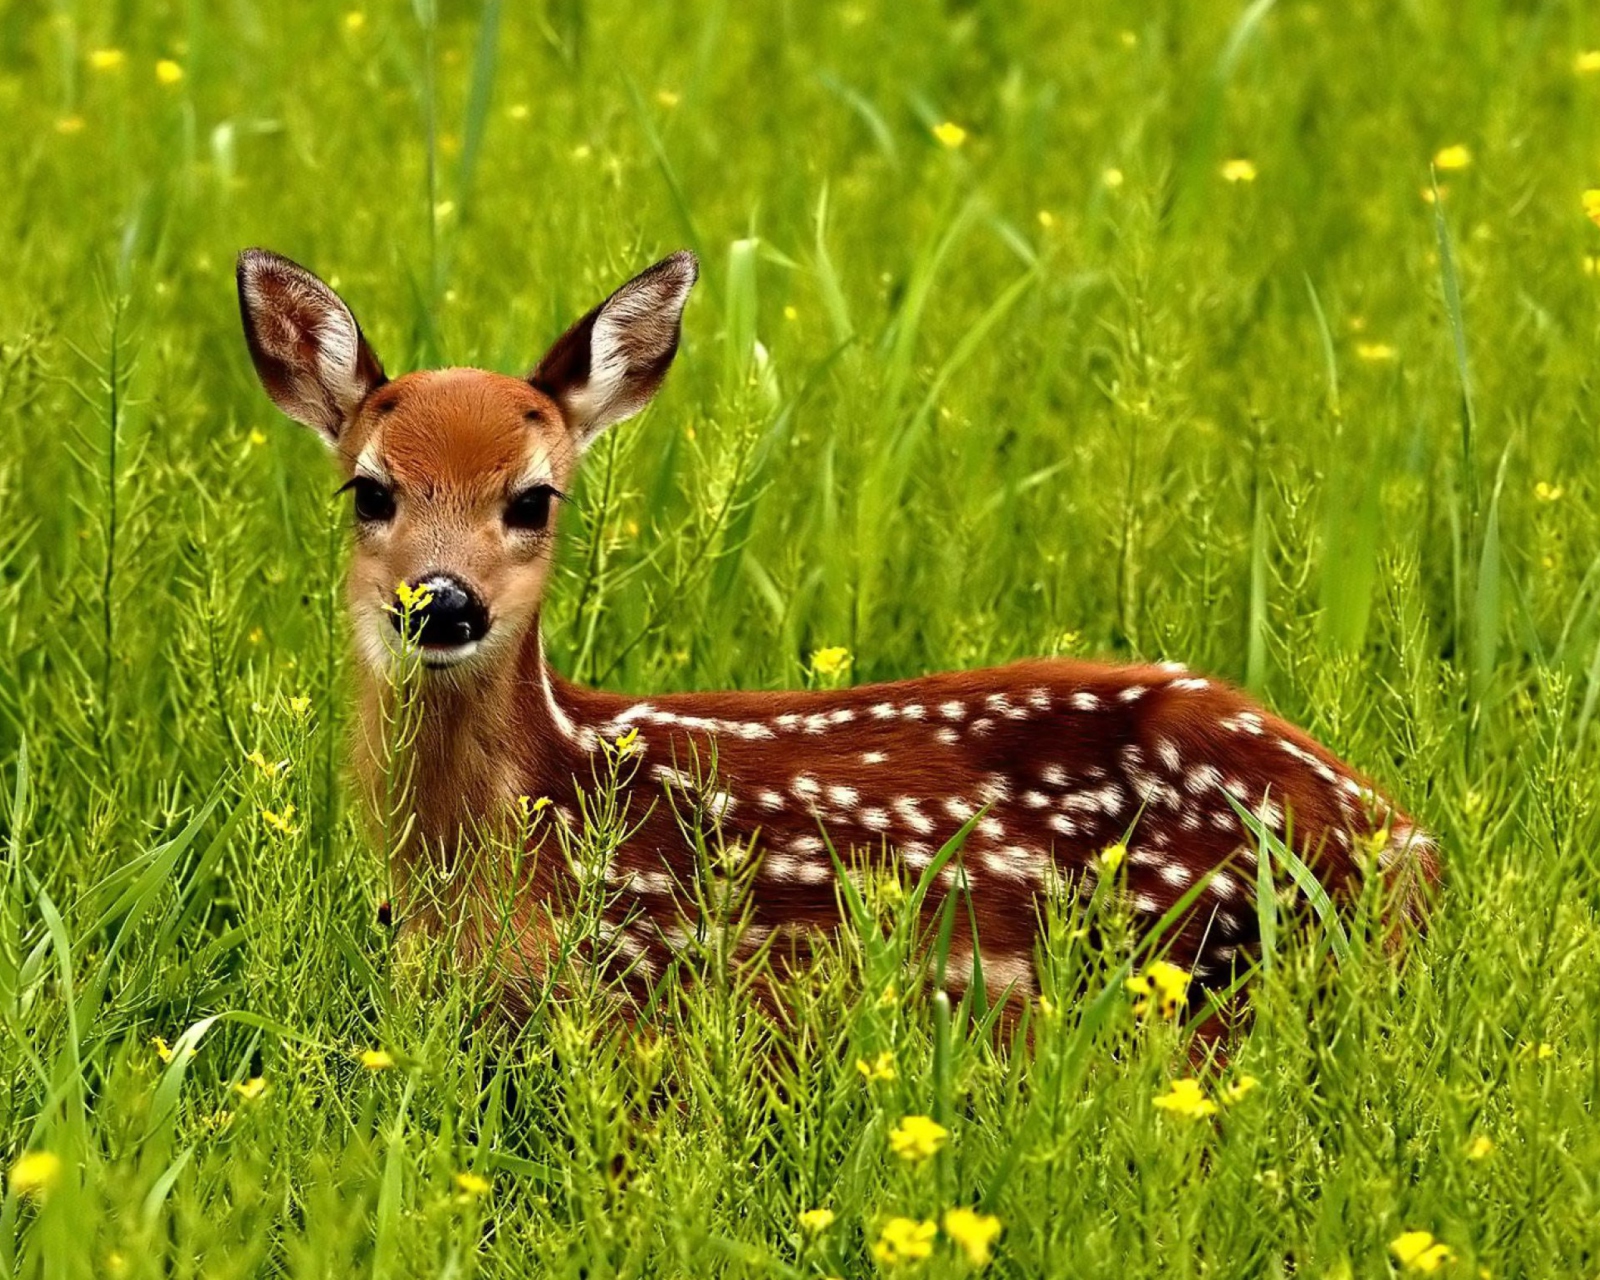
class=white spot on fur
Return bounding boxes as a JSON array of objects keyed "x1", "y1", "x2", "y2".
[
  {"x1": 792, "y1": 774, "x2": 820, "y2": 800},
  {"x1": 969, "y1": 717, "x2": 995, "y2": 735},
  {"x1": 1047, "y1": 813, "x2": 1077, "y2": 836},
  {"x1": 1118, "y1": 685, "x2": 1147, "y2": 703},
  {"x1": 936, "y1": 728, "x2": 959, "y2": 746},
  {"x1": 1070, "y1": 691, "x2": 1101, "y2": 712},
  {"x1": 757, "y1": 789, "x2": 784, "y2": 811},
  {"x1": 940, "y1": 700, "x2": 966, "y2": 721},
  {"x1": 1155, "y1": 737, "x2": 1182, "y2": 773},
  {"x1": 1159, "y1": 862, "x2": 1192, "y2": 888},
  {"x1": 1041, "y1": 764, "x2": 1069, "y2": 788},
  {"x1": 901, "y1": 704, "x2": 927, "y2": 720},
  {"x1": 1023, "y1": 790, "x2": 1050, "y2": 809},
  {"x1": 1171, "y1": 676, "x2": 1210, "y2": 692},
  {"x1": 1026, "y1": 687, "x2": 1051, "y2": 711},
  {"x1": 945, "y1": 797, "x2": 976, "y2": 821},
  {"x1": 894, "y1": 797, "x2": 933, "y2": 834},
  {"x1": 862, "y1": 750, "x2": 888, "y2": 765},
  {"x1": 828, "y1": 783, "x2": 859, "y2": 808},
  {"x1": 860, "y1": 807, "x2": 890, "y2": 831},
  {"x1": 871, "y1": 702, "x2": 896, "y2": 720}
]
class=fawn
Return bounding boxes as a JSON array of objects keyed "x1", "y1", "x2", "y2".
[{"x1": 237, "y1": 246, "x2": 1437, "y2": 1016}]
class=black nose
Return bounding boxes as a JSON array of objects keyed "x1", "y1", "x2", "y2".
[{"x1": 391, "y1": 575, "x2": 490, "y2": 647}]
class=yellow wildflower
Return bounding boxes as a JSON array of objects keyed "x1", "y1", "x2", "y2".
[
  {"x1": 1578, "y1": 50, "x2": 1600, "y2": 74},
  {"x1": 394, "y1": 580, "x2": 435, "y2": 614},
  {"x1": 234, "y1": 1076, "x2": 267, "y2": 1101},
  {"x1": 1224, "y1": 1074, "x2": 1259, "y2": 1103},
  {"x1": 152, "y1": 1035, "x2": 174, "y2": 1064},
  {"x1": 1585, "y1": 190, "x2": 1600, "y2": 227},
  {"x1": 344, "y1": 11, "x2": 366, "y2": 31},
  {"x1": 1102, "y1": 168, "x2": 1124, "y2": 189},
  {"x1": 1356, "y1": 342, "x2": 1398, "y2": 362},
  {"x1": 517, "y1": 795, "x2": 551, "y2": 820},
  {"x1": 506, "y1": 102, "x2": 530, "y2": 121},
  {"x1": 1422, "y1": 185, "x2": 1448, "y2": 206},
  {"x1": 655, "y1": 88, "x2": 681, "y2": 108},
  {"x1": 1099, "y1": 841, "x2": 1126, "y2": 872},
  {"x1": 810, "y1": 646, "x2": 852, "y2": 679},
  {"x1": 856, "y1": 1051, "x2": 896, "y2": 1084},
  {"x1": 1466, "y1": 1134, "x2": 1494, "y2": 1160},
  {"x1": 943, "y1": 1207, "x2": 1002, "y2": 1267},
  {"x1": 248, "y1": 427, "x2": 268, "y2": 447},
  {"x1": 1152, "y1": 1077, "x2": 1217, "y2": 1118},
  {"x1": 358, "y1": 1048, "x2": 394, "y2": 1071},
  {"x1": 260, "y1": 804, "x2": 296, "y2": 835},
  {"x1": 932, "y1": 121, "x2": 968, "y2": 149},
  {"x1": 873, "y1": 1217, "x2": 938, "y2": 1265},
  {"x1": 454, "y1": 1170, "x2": 491, "y2": 1198},
  {"x1": 1220, "y1": 158, "x2": 1257, "y2": 183},
  {"x1": 155, "y1": 59, "x2": 183, "y2": 85},
  {"x1": 1125, "y1": 960, "x2": 1190, "y2": 1018},
  {"x1": 55, "y1": 116, "x2": 86, "y2": 134},
  {"x1": 89, "y1": 49, "x2": 126, "y2": 71},
  {"x1": 1036, "y1": 993, "x2": 1058, "y2": 1019},
  {"x1": 1534, "y1": 481, "x2": 1563, "y2": 502},
  {"x1": 8, "y1": 1151, "x2": 62, "y2": 1198},
  {"x1": 1390, "y1": 1230, "x2": 1454, "y2": 1273},
  {"x1": 613, "y1": 727, "x2": 642, "y2": 758},
  {"x1": 245, "y1": 749, "x2": 287, "y2": 779},
  {"x1": 798, "y1": 1207, "x2": 836, "y2": 1234},
  {"x1": 1433, "y1": 145, "x2": 1472, "y2": 171},
  {"x1": 887, "y1": 1114, "x2": 950, "y2": 1162},
  {"x1": 784, "y1": 305, "x2": 799, "y2": 321},
  {"x1": 288, "y1": 695, "x2": 311, "y2": 717}
]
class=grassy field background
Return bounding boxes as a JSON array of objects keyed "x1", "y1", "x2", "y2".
[{"x1": 3, "y1": 0, "x2": 1600, "y2": 1274}]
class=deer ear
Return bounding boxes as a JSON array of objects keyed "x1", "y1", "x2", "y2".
[
  {"x1": 530, "y1": 251, "x2": 698, "y2": 448},
  {"x1": 236, "y1": 248, "x2": 386, "y2": 444}
]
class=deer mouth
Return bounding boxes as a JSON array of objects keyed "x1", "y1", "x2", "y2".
[{"x1": 419, "y1": 638, "x2": 482, "y2": 669}]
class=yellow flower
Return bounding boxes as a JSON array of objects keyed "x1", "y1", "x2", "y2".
[
  {"x1": 932, "y1": 121, "x2": 968, "y2": 149},
  {"x1": 873, "y1": 1217, "x2": 938, "y2": 1265},
  {"x1": 798, "y1": 1207, "x2": 836, "y2": 1233},
  {"x1": 359, "y1": 1048, "x2": 394, "y2": 1071},
  {"x1": 887, "y1": 1114, "x2": 950, "y2": 1162},
  {"x1": 393, "y1": 580, "x2": 434, "y2": 613},
  {"x1": 1433, "y1": 144, "x2": 1472, "y2": 170},
  {"x1": 1036, "y1": 993, "x2": 1058, "y2": 1019},
  {"x1": 9, "y1": 1151, "x2": 62, "y2": 1198},
  {"x1": 1390, "y1": 1230, "x2": 1454, "y2": 1273},
  {"x1": 506, "y1": 103, "x2": 530, "y2": 121},
  {"x1": 288, "y1": 695, "x2": 312, "y2": 717},
  {"x1": 613, "y1": 727, "x2": 642, "y2": 758},
  {"x1": 234, "y1": 1076, "x2": 267, "y2": 1101},
  {"x1": 152, "y1": 1035, "x2": 174, "y2": 1064},
  {"x1": 245, "y1": 749, "x2": 287, "y2": 779},
  {"x1": 655, "y1": 88, "x2": 681, "y2": 108},
  {"x1": 454, "y1": 1170, "x2": 491, "y2": 1198},
  {"x1": 1220, "y1": 158, "x2": 1257, "y2": 183},
  {"x1": 260, "y1": 803, "x2": 296, "y2": 835},
  {"x1": 1585, "y1": 190, "x2": 1600, "y2": 227},
  {"x1": 55, "y1": 116, "x2": 86, "y2": 134},
  {"x1": 1099, "y1": 841, "x2": 1126, "y2": 872},
  {"x1": 784, "y1": 305, "x2": 799, "y2": 321},
  {"x1": 89, "y1": 48, "x2": 126, "y2": 71},
  {"x1": 1577, "y1": 50, "x2": 1600, "y2": 74},
  {"x1": 1518, "y1": 1040, "x2": 1556, "y2": 1060},
  {"x1": 810, "y1": 646, "x2": 852, "y2": 679},
  {"x1": 943, "y1": 1207, "x2": 1002, "y2": 1267},
  {"x1": 1223, "y1": 1074, "x2": 1259, "y2": 1103},
  {"x1": 1421, "y1": 184, "x2": 1448, "y2": 206},
  {"x1": 247, "y1": 427, "x2": 268, "y2": 446},
  {"x1": 516, "y1": 794, "x2": 552, "y2": 820},
  {"x1": 344, "y1": 11, "x2": 366, "y2": 31},
  {"x1": 1152, "y1": 1077, "x2": 1217, "y2": 1118},
  {"x1": 1534, "y1": 481, "x2": 1564, "y2": 502},
  {"x1": 1356, "y1": 342, "x2": 1398, "y2": 362},
  {"x1": 1466, "y1": 1134, "x2": 1494, "y2": 1160},
  {"x1": 1102, "y1": 168, "x2": 1124, "y2": 189},
  {"x1": 1125, "y1": 960, "x2": 1190, "y2": 1018},
  {"x1": 856, "y1": 1051, "x2": 896, "y2": 1083},
  {"x1": 155, "y1": 59, "x2": 183, "y2": 85}
]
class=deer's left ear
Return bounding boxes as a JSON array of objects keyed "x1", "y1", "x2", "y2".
[
  {"x1": 236, "y1": 248, "x2": 387, "y2": 444},
  {"x1": 530, "y1": 250, "x2": 698, "y2": 448}
]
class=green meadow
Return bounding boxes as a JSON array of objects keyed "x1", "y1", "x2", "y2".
[{"x1": 5, "y1": 0, "x2": 1600, "y2": 1274}]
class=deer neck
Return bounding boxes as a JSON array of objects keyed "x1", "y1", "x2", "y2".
[{"x1": 354, "y1": 615, "x2": 596, "y2": 860}]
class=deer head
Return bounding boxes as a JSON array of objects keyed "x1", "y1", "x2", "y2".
[{"x1": 236, "y1": 248, "x2": 698, "y2": 677}]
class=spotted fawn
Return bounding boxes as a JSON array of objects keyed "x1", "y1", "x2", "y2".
[{"x1": 237, "y1": 247, "x2": 1437, "y2": 1016}]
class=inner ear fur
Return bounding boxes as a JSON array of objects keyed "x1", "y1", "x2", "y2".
[{"x1": 236, "y1": 248, "x2": 386, "y2": 442}]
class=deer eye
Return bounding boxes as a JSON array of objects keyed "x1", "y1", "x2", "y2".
[
  {"x1": 505, "y1": 485, "x2": 560, "y2": 532},
  {"x1": 348, "y1": 477, "x2": 396, "y2": 523}
]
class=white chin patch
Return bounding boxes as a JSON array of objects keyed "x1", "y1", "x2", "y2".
[{"x1": 421, "y1": 641, "x2": 481, "y2": 669}]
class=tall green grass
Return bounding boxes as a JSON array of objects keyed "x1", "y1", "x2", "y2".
[{"x1": 3, "y1": 0, "x2": 1600, "y2": 1274}]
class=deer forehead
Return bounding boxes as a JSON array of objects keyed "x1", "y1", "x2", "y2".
[{"x1": 344, "y1": 368, "x2": 573, "y2": 495}]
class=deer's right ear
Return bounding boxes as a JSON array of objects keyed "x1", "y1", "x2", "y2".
[
  {"x1": 530, "y1": 251, "x2": 698, "y2": 448},
  {"x1": 236, "y1": 248, "x2": 386, "y2": 444}
]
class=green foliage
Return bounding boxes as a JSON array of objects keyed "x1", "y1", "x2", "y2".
[{"x1": 2, "y1": 0, "x2": 1600, "y2": 1274}]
